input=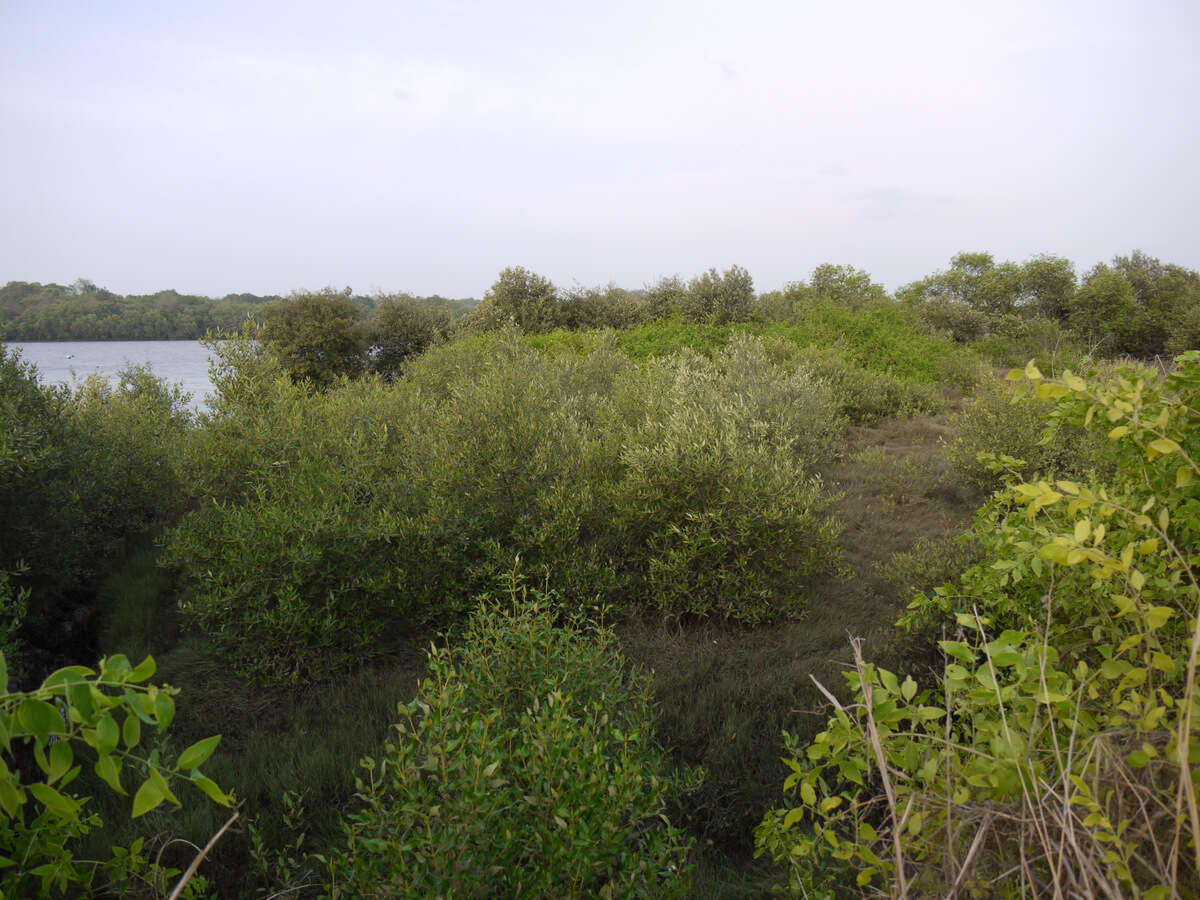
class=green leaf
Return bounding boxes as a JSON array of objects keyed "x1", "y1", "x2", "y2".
[
  {"x1": 28, "y1": 782, "x2": 78, "y2": 821},
  {"x1": 0, "y1": 779, "x2": 24, "y2": 817},
  {"x1": 1150, "y1": 652, "x2": 1177, "y2": 675},
  {"x1": 148, "y1": 766, "x2": 181, "y2": 807},
  {"x1": 939, "y1": 641, "x2": 975, "y2": 664},
  {"x1": 66, "y1": 679, "x2": 94, "y2": 720},
  {"x1": 96, "y1": 754, "x2": 126, "y2": 796},
  {"x1": 47, "y1": 739, "x2": 72, "y2": 784},
  {"x1": 96, "y1": 714, "x2": 119, "y2": 755},
  {"x1": 104, "y1": 654, "x2": 132, "y2": 680},
  {"x1": 0, "y1": 653, "x2": 7, "y2": 695},
  {"x1": 1148, "y1": 438, "x2": 1180, "y2": 456},
  {"x1": 900, "y1": 675, "x2": 917, "y2": 701},
  {"x1": 177, "y1": 735, "x2": 221, "y2": 771},
  {"x1": 131, "y1": 778, "x2": 165, "y2": 818},
  {"x1": 128, "y1": 656, "x2": 157, "y2": 684},
  {"x1": 18, "y1": 699, "x2": 66, "y2": 743},
  {"x1": 190, "y1": 775, "x2": 233, "y2": 807},
  {"x1": 123, "y1": 712, "x2": 141, "y2": 749},
  {"x1": 1146, "y1": 606, "x2": 1174, "y2": 630},
  {"x1": 154, "y1": 692, "x2": 175, "y2": 730},
  {"x1": 41, "y1": 665, "x2": 93, "y2": 691},
  {"x1": 800, "y1": 781, "x2": 816, "y2": 806}
]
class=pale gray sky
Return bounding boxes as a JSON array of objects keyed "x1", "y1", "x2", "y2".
[{"x1": 2, "y1": 0, "x2": 1197, "y2": 298}]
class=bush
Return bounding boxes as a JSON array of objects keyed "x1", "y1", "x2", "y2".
[
  {"x1": 790, "y1": 345, "x2": 942, "y2": 424},
  {"x1": 943, "y1": 372, "x2": 1109, "y2": 494},
  {"x1": 363, "y1": 292, "x2": 453, "y2": 377},
  {"x1": 261, "y1": 289, "x2": 367, "y2": 387},
  {"x1": 166, "y1": 331, "x2": 846, "y2": 682},
  {"x1": 758, "y1": 356, "x2": 1200, "y2": 896},
  {"x1": 324, "y1": 595, "x2": 697, "y2": 898},
  {"x1": 969, "y1": 314, "x2": 1087, "y2": 370},
  {"x1": 614, "y1": 348, "x2": 843, "y2": 622},
  {"x1": 0, "y1": 345, "x2": 192, "y2": 670},
  {"x1": 919, "y1": 298, "x2": 987, "y2": 342}
]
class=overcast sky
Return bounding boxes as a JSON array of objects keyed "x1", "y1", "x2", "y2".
[{"x1": 1, "y1": 0, "x2": 1197, "y2": 299}]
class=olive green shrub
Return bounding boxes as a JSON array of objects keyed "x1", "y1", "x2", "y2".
[
  {"x1": 323, "y1": 594, "x2": 697, "y2": 898},
  {"x1": 789, "y1": 345, "x2": 940, "y2": 424},
  {"x1": 166, "y1": 330, "x2": 846, "y2": 683}
]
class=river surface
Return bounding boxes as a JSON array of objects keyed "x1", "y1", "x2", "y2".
[{"x1": 9, "y1": 341, "x2": 217, "y2": 408}]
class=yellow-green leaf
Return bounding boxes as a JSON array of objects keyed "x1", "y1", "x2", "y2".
[
  {"x1": 28, "y1": 782, "x2": 78, "y2": 821},
  {"x1": 1108, "y1": 425, "x2": 1130, "y2": 440},
  {"x1": 1146, "y1": 607, "x2": 1174, "y2": 629},
  {"x1": 96, "y1": 754, "x2": 126, "y2": 795},
  {"x1": 190, "y1": 775, "x2": 233, "y2": 807},
  {"x1": 800, "y1": 781, "x2": 816, "y2": 806},
  {"x1": 17, "y1": 699, "x2": 66, "y2": 743},
  {"x1": 132, "y1": 778, "x2": 165, "y2": 818},
  {"x1": 123, "y1": 712, "x2": 141, "y2": 749},
  {"x1": 177, "y1": 735, "x2": 221, "y2": 771},
  {"x1": 1148, "y1": 438, "x2": 1181, "y2": 456}
]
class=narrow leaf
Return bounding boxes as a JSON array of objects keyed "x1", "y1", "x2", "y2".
[{"x1": 177, "y1": 735, "x2": 221, "y2": 771}]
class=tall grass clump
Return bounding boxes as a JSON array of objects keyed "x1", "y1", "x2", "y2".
[
  {"x1": 758, "y1": 355, "x2": 1200, "y2": 897},
  {"x1": 323, "y1": 590, "x2": 698, "y2": 898}
]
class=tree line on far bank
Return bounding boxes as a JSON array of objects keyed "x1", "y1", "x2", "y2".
[
  {"x1": 6, "y1": 250, "x2": 1196, "y2": 369},
  {"x1": 0, "y1": 279, "x2": 476, "y2": 343}
]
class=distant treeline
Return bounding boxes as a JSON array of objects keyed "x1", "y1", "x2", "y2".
[
  {"x1": 0, "y1": 279, "x2": 478, "y2": 341},
  {"x1": 5, "y1": 248, "x2": 1199, "y2": 358}
]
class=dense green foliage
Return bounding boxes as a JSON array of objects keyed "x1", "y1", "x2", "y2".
[
  {"x1": 5, "y1": 248, "x2": 1200, "y2": 894},
  {"x1": 0, "y1": 345, "x2": 191, "y2": 679},
  {"x1": 758, "y1": 356, "x2": 1200, "y2": 896},
  {"x1": 900, "y1": 249, "x2": 1200, "y2": 361},
  {"x1": 941, "y1": 373, "x2": 1110, "y2": 495},
  {"x1": 0, "y1": 652, "x2": 231, "y2": 897},
  {"x1": 324, "y1": 595, "x2": 697, "y2": 897},
  {"x1": 162, "y1": 330, "x2": 845, "y2": 684}
]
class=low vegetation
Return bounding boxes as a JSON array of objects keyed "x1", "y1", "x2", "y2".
[{"x1": 1, "y1": 248, "x2": 1198, "y2": 896}]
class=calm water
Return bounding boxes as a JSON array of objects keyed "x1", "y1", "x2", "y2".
[{"x1": 10, "y1": 341, "x2": 217, "y2": 409}]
